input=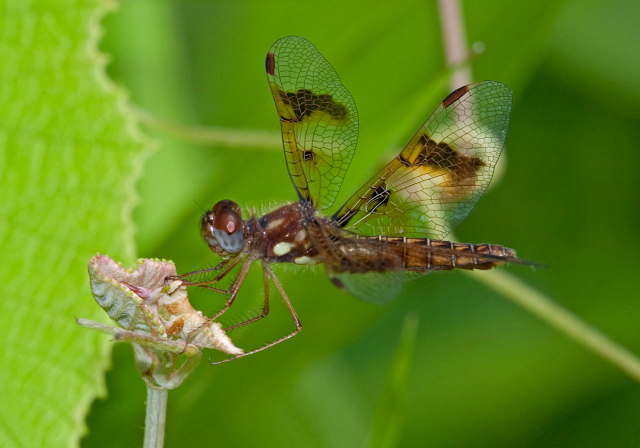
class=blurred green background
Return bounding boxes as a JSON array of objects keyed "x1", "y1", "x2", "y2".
[{"x1": 81, "y1": 0, "x2": 640, "y2": 446}]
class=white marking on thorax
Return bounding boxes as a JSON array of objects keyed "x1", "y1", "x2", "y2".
[
  {"x1": 273, "y1": 241, "x2": 294, "y2": 256},
  {"x1": 294, "y1": 255, "x2": 317, "y2": 265},
  {"x1": 266, "y1": 218, "x2": 285, "y2": 231},
  {"x1": 294, "y1": 229, "x2": 307, "y2": 242}
]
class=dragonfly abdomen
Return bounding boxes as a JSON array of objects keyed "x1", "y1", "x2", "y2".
[{"x1": 366, "y1": 236, "x2": 518, "y2": 272}]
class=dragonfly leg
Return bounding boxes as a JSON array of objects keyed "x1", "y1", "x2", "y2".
[
  {"x1": 223, "y1": 259, "x2": 272, "y2": 331},
  {"x1": 195, "y1": 255, "x2": 256, "y2": 321},
  {"x1": 178, "y1": 255, "x2": 256, "y2": 351},
  {"x1": 169, "y1": 256, "x2": 243, "y2": 290},
  {"x1": 210, "y1": 260, "x2": 302, "y2": 364}
]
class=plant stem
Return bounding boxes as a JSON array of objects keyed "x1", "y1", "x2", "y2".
[
  {"x1": 144, "y1": 386, "x2": 168, "y2": 448},
  {"x1": 437, "y1": 0, "x2": 472, "y2": 87},
  {"x1": 132, "y1": 105, "x2": 281, "y2": 149},
  {"x1": 467, "y1": 269, "x2": 640, "y2": 382}
]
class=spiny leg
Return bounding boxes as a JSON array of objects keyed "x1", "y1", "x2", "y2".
[
  {"x1": 210, "y1": 260, "x2": 302, "y2": 364},
  {"x1": 206, "y1": 255, "x2": 256, "y2": 321},
  {"x1": 180, "y1": 255, "x2": 256, "y2": 350},
  {"x1": 166, "y1": 260, "x2": 227, "y2": 281},
  {"x1": 169, "y1": 256, "x2": 244, "y2": 290},
  {"x1": 223, "y1": 259, "x2": 271, "y2": 331}
]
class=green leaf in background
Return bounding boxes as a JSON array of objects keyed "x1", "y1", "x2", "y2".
[{"x1": 0, "y1": 1, "x2": 149, "y2": 446}]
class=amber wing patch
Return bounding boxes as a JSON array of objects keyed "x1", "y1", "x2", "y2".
[
  {"x1": 266, "y1": 36, "x2": 358, "y2": 210},
  {"x1": 333, "y1": 81, "x2": 512, "y2": 239}
]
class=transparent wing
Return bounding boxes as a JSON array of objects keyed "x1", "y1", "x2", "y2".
[
  {"x1": 333, "y1": 81, "x2": 512, "y2": 239},
  {"x1": 329, "y1": 270, "x2": 408, "y2": 305},
  {"x1": 266, "y1": 36, "x2": 359, "y2": 210}
]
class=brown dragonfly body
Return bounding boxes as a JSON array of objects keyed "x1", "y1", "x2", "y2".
[
  {"x1": 208, "y1": 200, "x2": 515, "y2": 274},
  {"x1": 180, "y1": 36, "x2": 524, "y2": 362}
]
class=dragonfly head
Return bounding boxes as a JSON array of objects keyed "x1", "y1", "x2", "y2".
[{"x1": 202, "y1": 200, "x2": 246, "y2": 255}]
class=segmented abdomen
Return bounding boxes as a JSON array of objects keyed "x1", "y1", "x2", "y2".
[{"x1": 361, "y1": 236, "x2": 518, "y2": 272}]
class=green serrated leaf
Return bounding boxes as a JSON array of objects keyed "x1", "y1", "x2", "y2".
[{"x1": 0, "y1": 1, "x2": 150, "y2": 446}]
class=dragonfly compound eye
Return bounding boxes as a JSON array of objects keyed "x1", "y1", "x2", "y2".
[{"x1": 202, "y1": 200, "x2": 245, "y2": 254}]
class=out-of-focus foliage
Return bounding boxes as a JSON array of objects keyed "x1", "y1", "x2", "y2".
[
  {"x1": 0, "y1": 1, "x2": 150, "y2": 446},
  {"x1": 3, "y1": 0, "x2": 639, "y2": 446}
]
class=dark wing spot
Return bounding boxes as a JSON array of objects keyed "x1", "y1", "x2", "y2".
[
  {"x1": 415, "y1": 135, "x2": 485, "y2": 172},
  {"x1": 316, "y1": 93, "x2": 349, "y2": 120},
  {"x1": 413, "y1": 134, "x2": 487, "y2": 200},
  {"x1": 417, "y1": 135, "x2": 458, "y2": 169},
  {"x1": 265, "y1": 52, "x2": 275, "y2": 75},
  {"x1": 397, "y1": 154, "x2": 412, "y2": 166},
  {"x1": 441, "y1": 84, "x2": 469, "y2": 108},
  {"x1": 280, "y1": 89, "x2": 349, "y2": 122},
  {"x1": 302, "y1": 150, "x2": 314, "y2": 161},
  {"x1": 365, "y1": 183, "x2": 391, "y2": 213}
]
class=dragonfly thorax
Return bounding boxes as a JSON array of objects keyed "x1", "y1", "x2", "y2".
[{"x1": 255, "y1": 202, "x2": 320, "y2": 264}]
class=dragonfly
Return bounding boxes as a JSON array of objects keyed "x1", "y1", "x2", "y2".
[{"x1": 177, "y1": 36, "x2": 525, "y2": 362}]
